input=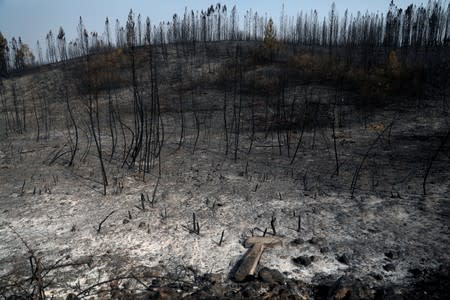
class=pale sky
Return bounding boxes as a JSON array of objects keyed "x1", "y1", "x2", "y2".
[{"x1": 0, "y1": 0, "x2": 437, "y2": 51}]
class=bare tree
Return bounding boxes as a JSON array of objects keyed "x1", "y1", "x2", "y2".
[
  {"x1": 0, "y1": 32, "x2": 8, "y2": 76},
  {"x1": 57, "y1": 27, "x2": 67, "y2": 62}
]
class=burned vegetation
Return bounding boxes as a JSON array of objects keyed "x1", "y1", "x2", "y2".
[{"x1": 0, "y1": 2, "x2": 449, "y2": 299}]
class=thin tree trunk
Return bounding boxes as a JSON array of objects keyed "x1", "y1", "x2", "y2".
[
  {"x1": 89, "y1": 92, "x2": 108, "y2": 195},
  {"x1": 290, "y1": 87, "x2": 309, "y2": 165},
  {"x1": 350, "y1": 121, "x2": 394, "y2": 198},
  {"x1": 332, "y1": 89, "x2": 340, "y2": 176},
  {"x1": 223, "y1": 88, "x2": 229, "y2": 155},
  {"x1": 32, "y1": 97, "x2": 40, "y2": 142},
  {"x1": 423, "y1": 130, "x2": 450, "y2": 195},
  {"x1": 12, "y1": 84, "x2": 21, "y2": 133},
  {"x1": 65, "y1": 86, "x2": 78, "y2": 167}
]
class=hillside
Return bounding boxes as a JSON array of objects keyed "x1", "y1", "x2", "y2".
[{"x1": 1, "y1": 16, "x2": 450, "y2": 300}]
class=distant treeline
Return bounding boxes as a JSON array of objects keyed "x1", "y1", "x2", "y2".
[{"x1": 0, "y1": 0, "x2": 449, "y2": 75}]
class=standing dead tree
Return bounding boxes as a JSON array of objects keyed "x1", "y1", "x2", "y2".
[
  {"x1": 77, "y1": 38, "x2": 109, "y2": 195},
  {"x1": 175, "y1": 61, "x2": 185, "y2": 150},
  {"x1": 290, "y1": 86, "x2": 310, "y2": 165},
  {"x1": 423, "y1": 130, "x2": 450, "y2": 195},
  {"x1": 0, "y1": 80, "x2": 12, "y2": 137},
  {"x1": 31, "y1": 95, "x2": 40, "y2": 141},
  {"x1": 87, "y1": 86, "x2": 108, "y2": 195},
  {"x1": 63, "y1": 85, "x2": 78, "y2": 167},
  {"x1": 350, "y1": 120, "x2": 394, "y2": 198},
  {"x1": 233, "y1": 45, "x2": 243, "y2": 162},
  {"x1": 331, "y1": 88, "x2": 340, "y2": 176},
  {"x1": 126, "y1": 10, "x2": 145, "y2": 169},
  {"x1": 142, "y1": 20, "x2": 164, "y2": 176},
  {"x1": 11, "y1": 83, "x2": 22, "y2": 134}
]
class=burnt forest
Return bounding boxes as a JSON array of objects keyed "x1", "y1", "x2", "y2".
[{"x1": 0, "y1": 1, "x2": 449, "y2": 299}]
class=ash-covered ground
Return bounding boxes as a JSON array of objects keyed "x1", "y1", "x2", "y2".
[{"x1": 0, "y1": 44, "x2": 449, "y2": 299}]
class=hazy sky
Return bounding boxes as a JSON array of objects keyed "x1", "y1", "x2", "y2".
[{"x1": 0, "y1": 0, "x2": 438, "y2": 50}]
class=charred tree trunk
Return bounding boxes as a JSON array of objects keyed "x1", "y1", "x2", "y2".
[
  {"x1": 65, "y1": 86, "x2": 78, "y2": 167},
  {"x1": 223, "y1": 88, "x2": 229, "y2": 155},
  {"x1": 32, "y1": 96, "x2": 40, "y2": 141},
  {"x1": 423, "y1": 130, "x2": 450, "y2": 195},
  {"x1": 88, "y1": 91, "x2": 108, "y2": 195}
]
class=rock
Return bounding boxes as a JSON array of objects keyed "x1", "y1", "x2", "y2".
[
  {"x1": 151, "y1": 278, "x2": 162, "y2": 286},
  {"x1": 292, "y1": 255, "x2": 312, "y2": 267},
  {"x1": 202, "y1": 283, "x2": 225, "y2": 297},
  {"x1": 259, "y1": 267, "x2": 285, "y2": 284},
  {"x1": 238, "y1": 282, "x2": 265, "y2": 298},
  {"x1": 328, "y1": 275, "x2": 375, "y2": 300},
  {"x1": 315, "y1": 281, "x2": 336, "y2": 299},
  {"x1": 385, "y1": 250, "x2": 400, "y2": 260},
  {"x1": 337, "y1": 254, "x2": 350, "y2": 265},
  {"x1": 66, "y1": 294, "x2": 79, "y2": 300},
  {"x1": 203, "y1": 273, "x2": 223, "y2": 284},
  {"x1": 320, "y1": 246, "x2": 330, "y2": 253},
  {"x1": 333, "y1": 287, "x2": 351, "y2": 300},
  {"x1": 138, "y1": 222, "x2": 146, "y2": 229},
  {"x1": 383, "y1": 263, "x2": 396, "y2": 272},
  {"x1": 290, "y1": 238, "x2": 305, "y2": 246},
  {"x1": 371, "y1": 273, "x2": 383, "y2": 281}
]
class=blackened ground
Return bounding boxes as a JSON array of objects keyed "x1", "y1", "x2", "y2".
[{"x1": 60, "y1": 265, "x2": 450, "y2": 299}]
